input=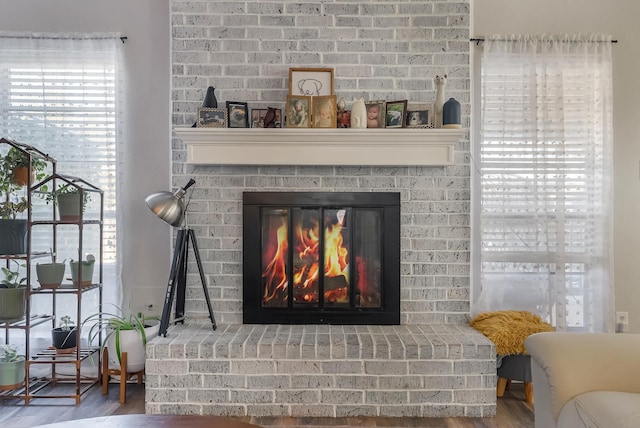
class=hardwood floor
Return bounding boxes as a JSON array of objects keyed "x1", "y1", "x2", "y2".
[{"x1": 0, "y1": 382, "x2": 534, "y2": 428}]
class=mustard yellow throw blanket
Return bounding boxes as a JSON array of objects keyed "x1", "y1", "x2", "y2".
[{"x1": 470, "y1": 310, "x2": 554, "y2": 355}]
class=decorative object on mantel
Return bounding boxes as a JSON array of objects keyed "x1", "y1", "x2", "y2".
[
  {"x1": 365, "y1": 100, "x2": 386, "y2": 128},
  {"x1": 434, "y1": 74, "x2": 447, "y2": 128},
  {"x1": 443, "y1": 97, "x2": 461, "y2": 129},
  {"x1": 226, "y1": 101, "x2": 249, "y2": 128},
  {"x1": 202, "y1": 86, "x2": 217, "y2": 108},
  {"x1": 196, "y1": 108, "x2": 227, "y2": 128},
  {"x1": 262, "y1": 107, "x2": 281, "y2": 128},
  {"x1": 311, "y1": 95, "x2": 337, "y2": 128},
  {"x1": 288, "y1": 67, "x2": 334, "y2": 96},
  {"x1": 385, "y1": 100, "x2": 408, "y2": 128},
  {"x1": 285, "y1": 95, "x2": 311, "y2": 128},
  {"x1": 350, "y1": 97, "x2": 366, "y2": 129},
  {"x1": 145, "y1": 179, "x2": 217, "y2": 336},
  {"x1": 191, "y1": 86, "x2": 218, "y2": 127},
  {"x1": 405, "y1": 103, "x2": 434, "y2": 128}
]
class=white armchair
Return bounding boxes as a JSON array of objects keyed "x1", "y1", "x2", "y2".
[{"x1": 525, "y1": 332, "x2": 640, "y2": 428}]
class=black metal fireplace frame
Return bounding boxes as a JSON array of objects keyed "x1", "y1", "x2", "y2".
[{"x1": 243, "y1": 192, "x2": 400, "y2": 325}]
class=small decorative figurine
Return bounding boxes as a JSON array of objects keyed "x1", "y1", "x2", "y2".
[
  {"x1": 434, "y1": 74, "x2": 447, "y2": 128},
  {"x1": 350, "y1": 97, "x2": 367, "y2": 129}
]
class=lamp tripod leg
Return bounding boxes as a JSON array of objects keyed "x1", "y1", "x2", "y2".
[
  {"x1": 188, "y1": 229, "x2": 217, "y2": 330},
  {"x1": 159, "y1": 228, "x2": 187, "y2": 337},
  {"x1": 174, "y1": 229, "x2": 189, "y2": 325}
]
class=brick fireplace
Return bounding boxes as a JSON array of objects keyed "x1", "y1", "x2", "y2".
[{"x1": 145, "y1": 0, "x2": 495, "y2": 420}]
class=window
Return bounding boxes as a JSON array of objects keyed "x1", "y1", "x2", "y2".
[
  {"x1": 0, "y1": 33, "x2": 123, "y2": 325},
  {"x1": 473, "y1": 35, "x2": 614, "y2": 332}
]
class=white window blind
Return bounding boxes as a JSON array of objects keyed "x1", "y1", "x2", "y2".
[
  {"x1": 0, "y1": 33, "x2": 123, "y2": 326},
  {"x1": 474, "y1": 35, "x2": 614, "y2": 332}
]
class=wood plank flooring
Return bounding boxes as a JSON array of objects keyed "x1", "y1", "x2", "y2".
[{"x1": 0, "y1": 382, "x2": 534, "y2": 428}]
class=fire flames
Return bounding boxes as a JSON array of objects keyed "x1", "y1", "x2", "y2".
[{"x1": 261, "y1": 210, "x2": 351, "y2": 306}]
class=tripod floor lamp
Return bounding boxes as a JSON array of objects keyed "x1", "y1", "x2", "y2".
[{"x1": 145, "y1": 179, "x2": 217, "y2": 336}]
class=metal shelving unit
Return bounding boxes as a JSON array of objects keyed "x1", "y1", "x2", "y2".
[{"x1": 0, "y1": 139, "x2": 103, "y2": 404}]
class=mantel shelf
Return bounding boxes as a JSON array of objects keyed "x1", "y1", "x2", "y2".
[{"x1": 176, "y1": 127, "x2": 466, "y2": 166}]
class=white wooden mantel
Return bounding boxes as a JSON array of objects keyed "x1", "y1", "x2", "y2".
[{"x1": 176, "y1": 127, "x2": 466, "y2": 166}]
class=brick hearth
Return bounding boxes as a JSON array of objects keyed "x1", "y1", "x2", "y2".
[{"x1": 145, "y1": 323, "x2": 496, "y2": 418}]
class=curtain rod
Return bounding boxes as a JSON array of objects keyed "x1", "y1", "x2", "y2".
[
  {"x1": 470, "y1": 37, "x2": 617, "y2": 45},
  {"x1": 0, "y1": 35, "x2": 127, "y2": 43}
]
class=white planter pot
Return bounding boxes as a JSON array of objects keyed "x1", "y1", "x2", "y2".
[{"x1": 106, "y1": 322, "x2": 159, "y2": 373}]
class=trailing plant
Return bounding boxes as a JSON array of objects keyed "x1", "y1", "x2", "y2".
[
  {"x1": 1, "y1": 146, "x2": 48, "y2": 219},
  {"x1": 0, "y1": 261, "x2": 26, "y2": 288},
  {"x1": 1, "y1": 147, "x2": 47, "y2": 172},
  {"x1": 0, "y1": 196, "x2": 27, "y2": 220},
  {"x1": 82, "y1": 305, "x2": 158, "y2": 364},
  {"x1": 0, "y1": 344, "x2": 25, "y2": 363}
]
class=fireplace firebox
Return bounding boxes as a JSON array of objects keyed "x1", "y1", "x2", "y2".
[{"x1": 243, "y1": 192, "x2": 400, "y2": 324}]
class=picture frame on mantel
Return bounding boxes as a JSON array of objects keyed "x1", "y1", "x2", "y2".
[
  {"x1": 289, "y1": 67, "x2": 334, "y2": 96},
  {"x1": 285, "y1": 95, "x2": 311, "y2": 128},
  {"x1": 196, "y1": 107, "x2": 227, "y2": 128},
  {"x1": 226, "y1": 101, "x2": 249, "y2": 128},
  {"x1": 405, "y1": 103, "x2": 435, "y2": 129}
]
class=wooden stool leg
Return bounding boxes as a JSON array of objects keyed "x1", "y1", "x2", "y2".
[
  {"x1": 496, "y1": 377, "x2": 509, "y2": 397},
  {"x1": 524, "y1": 381, "x2": 534, "y2": 404},
  {"x1": 102, "y1": 347, "x2": 109, "y2": 396},
  {"x1": 119, "y1": 352, "x2": 127, "y2": 404}
]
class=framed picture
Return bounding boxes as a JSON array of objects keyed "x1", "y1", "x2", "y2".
[
  {"x1": 265, "y1": 108, "x2": 282, "y2": 128},
  {"x1": 385, "y1": 100, "x2": 407, "y2": 128},
  {"x1": 196, "y1": 108, "x2": 228, "y2": 128},
  {"x1": 365, "y1": 100, "x2": 386, "y2": 129},
  {"x1": 337, "y1": 110, "x2": 351, "y2": 128},
  {"x1": 226, "y1": 101, "x2": 249, "y2": 128},
  {"x1": 251, "y1": 108, "x2": 282, "y2": 128},
  {"x1": 251, "y1": 109, "x2": 267, "y2": 128},
  {"x1": 289, "y1": 67, "x2": 334, "y2": 96},
  {"x1": 285, "y1": 95, "x2": 311, "y2": 128},
  {"x1": 311, "y1": 95, "x2": 337, "y2": 128},
  {"x1": 405, "y1": 103, "x2": 434, "y2": 128}
]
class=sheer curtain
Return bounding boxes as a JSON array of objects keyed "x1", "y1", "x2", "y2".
[
  {"x1": 474, "y1": 34, "x2": 614, "y2": 332},
  {"x1": 0, "y1": 32, "x2": 124, "y2": 329}
]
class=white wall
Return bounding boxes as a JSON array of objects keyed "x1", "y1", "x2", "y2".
[
  {"x1": 473, "y1": 0, "x2": 640, "y2": 333},
  {"x1": 0, "y1": 0, "x2": 172, "y2": 316}
]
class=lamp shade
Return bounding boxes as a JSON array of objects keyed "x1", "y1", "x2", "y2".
[{"x1": 145, "y1": 179, "x2": 195, "y2": 227}]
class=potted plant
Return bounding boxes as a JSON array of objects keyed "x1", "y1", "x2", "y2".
[
  {"x1": 1, "y1": 146, "x2": 47, "y2": 186},
  {"x1": 52, "y1": 315, "x2": 77, "y2": 350},
  {"x1": 0, "y1": 344, "x2": 25, "y2": 391},
  {"x1": 46, "y1": 184, "x2": 91, "y2": 222},
  {"x1": 0, "y1": 146, "x2": 47, "y2": 255},
  {"x1": 69, "y1": 254, "x2": 95, "y2": 287},
  {"x1": 82, "y1": 305, "x2": 159, "y2": 373},
  {"x1": 0, "y1": 261, "x2": 27, "y2": 323},
  {"x1": 36, "y1": 259, "x2": 66, "y2": 289}
]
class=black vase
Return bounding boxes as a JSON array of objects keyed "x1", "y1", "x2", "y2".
[
  {"x1": 202, "y1": 86, "x2": 217, "y2": 108},
  {"x1": 442, "y1": 97, "x2": 461, "y2": 129}
]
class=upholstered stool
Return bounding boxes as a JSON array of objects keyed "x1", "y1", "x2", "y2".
[
  {"x1": 470, "y1": 310, "x2": 553, "y2": 405},
  {"x1": 496, "y1": 353, "x2": 533, "y2": 403}
]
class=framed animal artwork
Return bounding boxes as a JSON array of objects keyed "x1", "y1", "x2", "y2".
[
  {"x1": 385, "y1": 100, "x2": 407, "y2": 128},
  {"x1": 405, "y1": 103, "x2": 434, "y2": 128},
  {"x1": 288, "y1": 67, "x2": 334, "y2": 96},
  {"x1": 226, "y1": 101, "x2": 249, "y2": 128}
]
